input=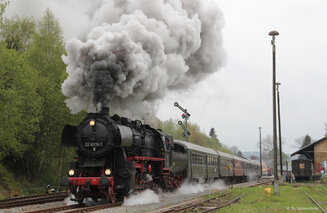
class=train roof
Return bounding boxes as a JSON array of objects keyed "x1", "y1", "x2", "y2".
[
  {"x1": 247, "y1": 159, "x2": 260, "y2": 166},
  {"x1": 174, "y1": 140, "x2": 218, "y2": 155},
  {"x1": 233, "y1": 155, "x2": 247, "y2": 161},
  {"x1": 215, "y1": 150, "x2": 234, "y2": 159}
]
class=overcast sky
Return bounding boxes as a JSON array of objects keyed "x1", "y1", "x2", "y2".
[
  {"x1": 5, "y1": 0, "x2": 327, "y2": 154},
  {"x1": 157, "y1": 0, "x2": 327, "y2": 154}
]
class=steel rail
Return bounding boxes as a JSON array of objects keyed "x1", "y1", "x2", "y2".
[
  {"x1": 0, "y1": 192, "x2": 67, "y2": 204},
  {"x1": 0, "y1": 193, "x2": 68, "y2": 209},
  {"x1": 25, "y1": 204, "x2": 82, "y2": 213},
  {"x1": 303, "y1": 190, "x2": 326, "y2": 213},
  {"x1": 24, "y1": 201, "x2": 123, "y2": 213},
  {"x1": 201, "y1": 194, "x2": 247, "y2": 213},
  {"x1": 63, "y1": 201, "x2": 123, "y2": 213},
  {"x1": 161, "y1": 192, "x2": 232, "y2": 213}
]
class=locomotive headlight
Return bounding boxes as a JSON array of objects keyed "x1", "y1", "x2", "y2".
[
  {"x1": 68, "y1": 169, "x2": 75, "y2": 176},
  {"x1": 105, "y1": 169, "x2": 111, "y2": 176},
  {"x1": 89, "y1": 120, "x2": 96, "y2": 126}
]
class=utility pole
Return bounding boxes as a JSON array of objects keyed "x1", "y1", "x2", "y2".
[
  {"x1": 174, "y1": 102, "x2": 191, "y2": 141},
  {"x1": 276, "y1": 82, "x2": 283, "y2": 182},
  {"x1": 259, "y1": 127, "x2": 262, "y2": 177},
  {"x1": 269, "y1": 30, "x2": 279, "y2": 195}
]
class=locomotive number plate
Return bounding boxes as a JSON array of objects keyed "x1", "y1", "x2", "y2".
[{"x1": 85, "y1": 142, "x2": 103, "y2": 147}]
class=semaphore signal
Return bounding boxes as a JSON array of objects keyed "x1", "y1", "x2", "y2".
[{"x1": 174, "y1": 102, "x2": 191, "y2": 141}]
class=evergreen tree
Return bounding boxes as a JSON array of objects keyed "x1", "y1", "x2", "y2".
[
  {"x1": 209, "y1": 128, "x2": 216, "y2": 137},
  {"x1": 208, "y1": 127, "x2": 221, "y2": 147},
  {"x1": 301, "y1": 134, "x2": 312, "y2": 148}
]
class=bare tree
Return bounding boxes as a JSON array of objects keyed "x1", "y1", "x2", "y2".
[
  {"x1": 293, "y1": 134, "x2": 312, "y2": 149},
  {"x1": 260, "y1": 135, "x2": 289, "y2": 169},
  {"x1": 250, "y1": 155, "x2": 258, "y2": 160},
  {"x1": 230, "y1": 145, "x2": 239, "y2": 155},
  {"x1": 261, "y1": 135, "x2": 274, "y2": 169}
]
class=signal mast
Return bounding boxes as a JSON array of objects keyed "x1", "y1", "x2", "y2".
[{"x1": 174, "y1": 102, "x2": 191, "y2": 141}]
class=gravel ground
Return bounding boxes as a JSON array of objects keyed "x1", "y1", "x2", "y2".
[
  {"x1": 0, "y1": 200, "x2": 67, "y2": 213},
  {"x1": 1, "y1": 180, "x2": 265, "y2": 213}
]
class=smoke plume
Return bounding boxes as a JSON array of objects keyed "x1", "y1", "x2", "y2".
[{"x1": 61, "y1": 0, "x2": 225, "y2": 116}]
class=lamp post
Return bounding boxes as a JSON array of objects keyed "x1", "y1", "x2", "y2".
[
  {"x1": 259, "y1": 127, "x2": 262, "y2": 177},
  {"x1": 269, "y1": 30, "x2": 279, "y2": 195},
  {"x1": 276, "y1": 82, "x2": 283, "y2": 182}
]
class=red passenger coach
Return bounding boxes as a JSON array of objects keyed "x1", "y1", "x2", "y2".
[{"x1": 233, "y1": 157, "x2": 244, "y2": 177}]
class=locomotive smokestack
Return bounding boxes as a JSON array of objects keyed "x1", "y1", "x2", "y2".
[{"x1": 100, "y1": 107, "x2": 109, "y2": 115}]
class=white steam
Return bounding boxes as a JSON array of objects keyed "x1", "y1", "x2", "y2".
[
  {"x1": 123, "y1": 189, "x2": 160, "y2": 206},
  {"x1": 61, "y1": 0, "x2": 225, "y2": 115},
  {"x1": 123, "y1": 180, "x2": 227, "y2": 206}
]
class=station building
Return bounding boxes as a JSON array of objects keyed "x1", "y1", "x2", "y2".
[{"x1": 291, "y1": 137, "x2": 327, "y2": 174}]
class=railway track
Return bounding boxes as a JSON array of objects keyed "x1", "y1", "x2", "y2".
[
  {"x1": 24, "y1": 201, "x2": 123, "y2": 213},
  {"x1": 0, "y1": 192, "x2": 68, "y2": 209},
  {"x1": 303, "y1": 190, "x2": 326, "y2": 213},
  {"x1": 159, "y1": 192, "x2": 246, "y2": 213},
  {"x1": 155, "y1": 180, "x2": 271, "y2": 213},
  {"x1": 1, "y1": 180, "x2": 272, "y2": 213}
]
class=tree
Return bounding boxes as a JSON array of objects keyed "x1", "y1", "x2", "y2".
[
  {"x1": 209, "y1": 128, "x2": 216, "y2": 137},
  {"x1": 261, "y1": 135, "x2": 274, "y2": 168},
  {"x1": 230, "y1": 145, "x2": 239, "y2": 155},
  {"x1": 301, "y1": 134, "x2": 312, "y2": 148},
  {"x1": 0, "y1": 16, "x2": 36, "y2": 52},
  {"x1": 0, "y1": 44, "x2": 41, "y2": 161},
  {"x1": 208, "y1": 127, "x2": 221, "y2": 147},
  {"x1": 250, "y1": 155, "x2": 258, "y2": 160},
  {"x1": 237, "y1": 150, "x2": 243, "y2": 157},
  {"x1": 156, "y1": 119, "x2": 229, "y2": 153},
  {"x1": 0, "y1": 0, "x2": 8, "y2": 23},
  {"x1": 294, "y1": 134, "x2": 312, "y2": 149},
  {"x1": 20, "y1": 9, "x2": 86, "y2": 180},
  {"x1": 260, "y1": 135, "x2": 289, "y2": 169}
]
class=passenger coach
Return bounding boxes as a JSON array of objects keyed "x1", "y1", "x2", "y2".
[{"x1": 173, "y1": 140, "x2": 259, "y2": 183}]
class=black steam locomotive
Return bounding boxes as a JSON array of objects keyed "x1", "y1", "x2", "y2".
[{"x1": 61, "y1": 108, "x2": 260, "y2": 203}]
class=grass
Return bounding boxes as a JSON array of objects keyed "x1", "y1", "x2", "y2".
[
  {"x1": 0, "y1": 164, "x2": 21, "y2": 199},
  {"x1": 205, "y1": 183, "x2": 327, "y2": 213},
  {"x1": 0, "y1": 163, "x2": 62, "y2": 199}
]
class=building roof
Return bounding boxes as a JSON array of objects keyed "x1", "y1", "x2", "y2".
[{"x1": 291, "y1": 137, "x2": 327, "y2": 159}]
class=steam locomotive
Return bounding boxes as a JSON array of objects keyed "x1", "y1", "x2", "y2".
[{"x1": 61, "y1": 108, "x2": 260, "y2": 203}]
